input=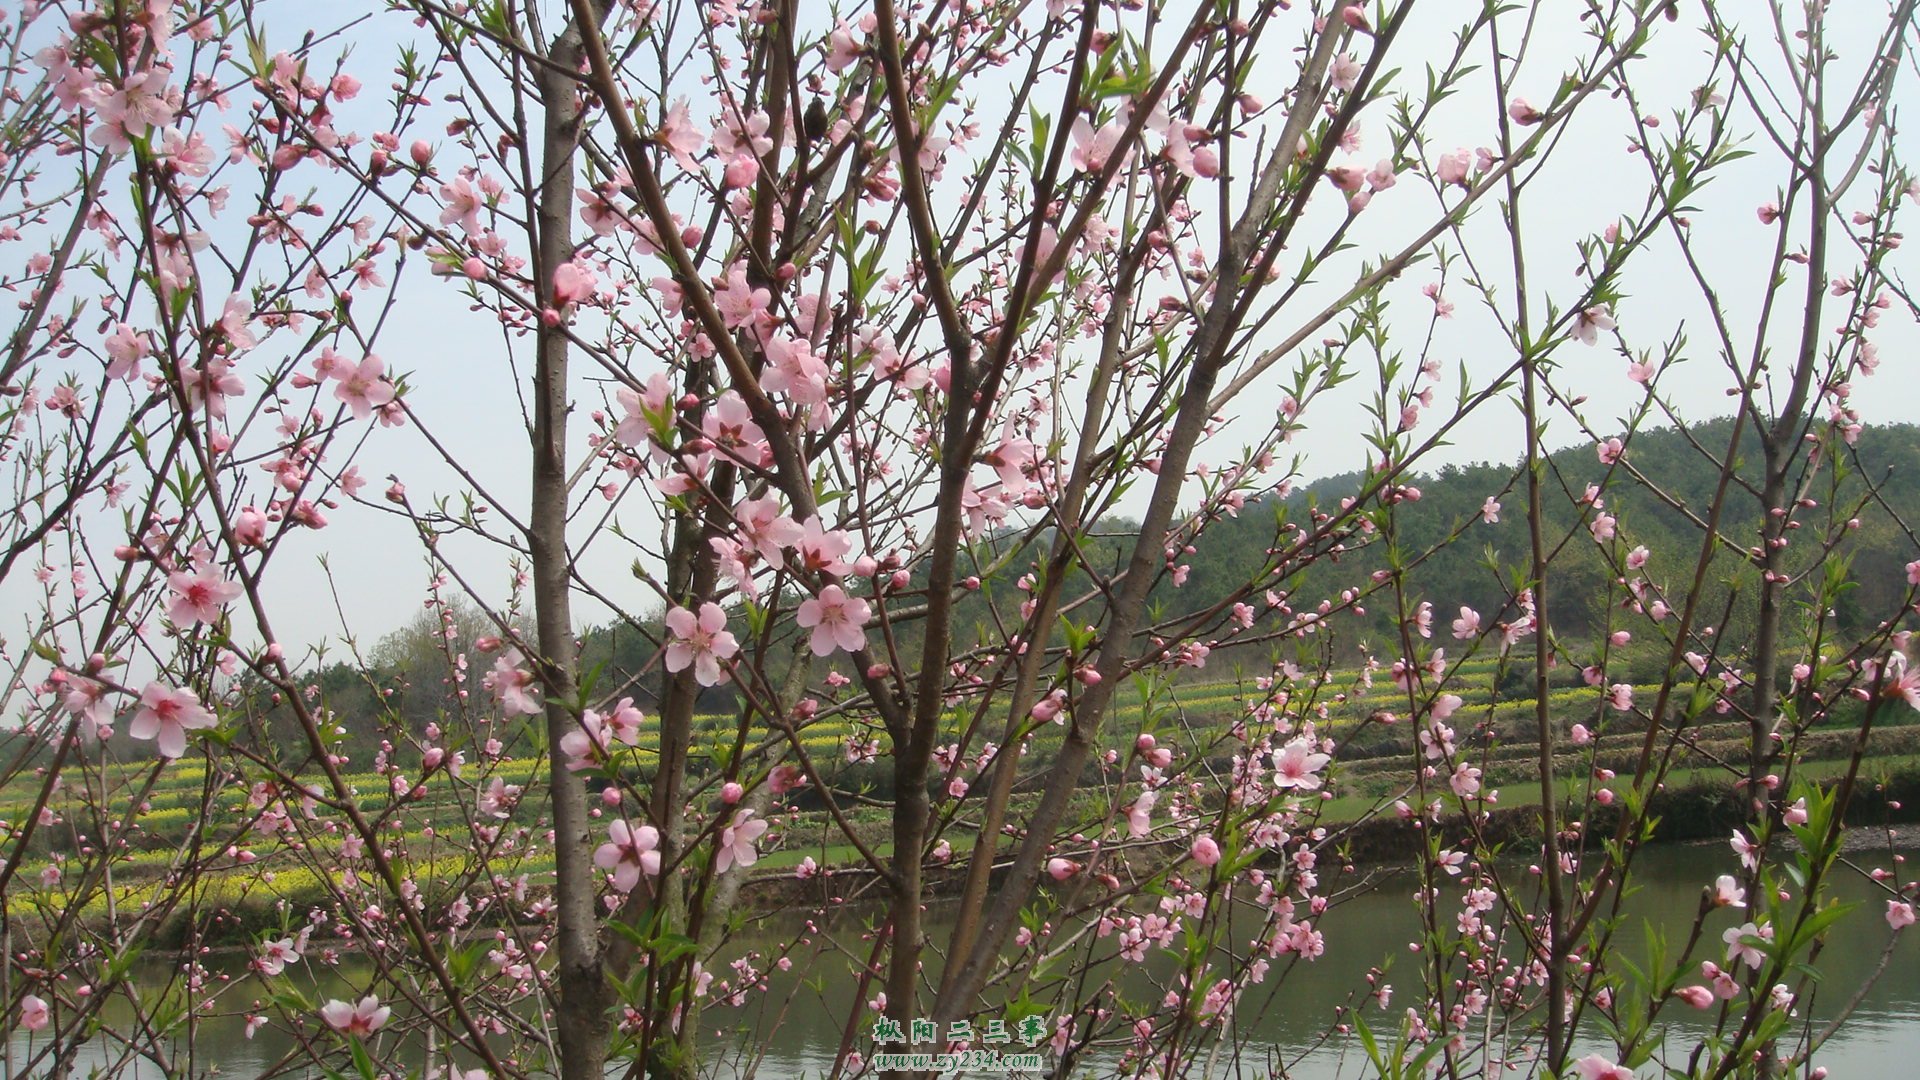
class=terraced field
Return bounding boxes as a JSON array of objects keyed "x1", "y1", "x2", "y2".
[{"x1": 6, "y1": 655, "x2": 1914, "y2": 940}]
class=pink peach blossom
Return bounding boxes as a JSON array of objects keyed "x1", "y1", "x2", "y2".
[
  {"x1": 595, "y1": 819, "x2": 662, "y2": 892},
  {"x1": 665, "y1": 602, "x2": 739, "y2": 686},
  {"x1": 166, "y1": 567, "x2": 240, "y2": 626},
  {"x1": 129, "y1": 681, "x2": 216, "y2": 759},
  {"x1": 319, "y1": 995, "x2": 389, "y2": 1037},
  {"x1": 715, "y1": 809, "x2": 768, "y2": 874},
  {"x1": 1889, "y1": 900, "x2": 1916, "y2": 930},
  {"x1": 796, "y1": 585, "x2": 870, "y2": 657}
]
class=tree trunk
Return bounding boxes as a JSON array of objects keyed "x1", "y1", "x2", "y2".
[{"x1": 531, "y1": 23, "x2": 609, "y2": 1080}]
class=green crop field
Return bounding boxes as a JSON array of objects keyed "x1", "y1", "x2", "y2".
[{"x1": 6, "y1": 658, "x2": 1914, "y2": 942}]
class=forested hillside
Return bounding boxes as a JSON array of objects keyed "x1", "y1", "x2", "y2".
[
  {"x1": 30, "y1": 419, "x2": 1902, "y2": 763},
  {"x1": 1167, "y1": 417, "x2": 1920, "y2": 653}
]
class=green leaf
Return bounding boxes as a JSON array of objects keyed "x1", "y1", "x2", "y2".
[
  {"x1": 1353, "y1": 1012, "x2": 1386, "y2": 1073},
  {"x1": 349, "y1": 1036, "x2": 378, "y2": 1080}
]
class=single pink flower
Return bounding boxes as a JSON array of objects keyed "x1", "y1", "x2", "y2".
[
  {"x1": 983, "y1": 429, "x2": 1036, "y2": 493},
  {"x1": 1070, "y1": 114, "x2": 1128, "y2": 173},
  {"x1": 659, "y1": 97, "x2": 705, "y2": 172},
  {"x1": 217, "y1": 293, "x2": 257, "y2": 349},
  {"x1": 794, "y1": 516, "x2": 853, "y2": 577},
  {"x1": 256, "y1": 936, "x2": 301, "y2": 976},
  {"x1": 734, "y1": 495, "x2": 802, "y2": 564},
  {"x1": 129, "y1": 681, "x2": 216, "y2": 759},
  {"x1": 167, "y1": 568, "x2": 241, "y2": 626},
  {"x1": 483, "y1": 650, "x2": 544, "y2": 716},
  {"x1": 105, "y1": 323, "x2": 150, "y2": 381},
  {"x1": 1449, "y1": 762, "x2": 1482, "y2": 798},
  {"x1": 594, "y1": 819, "x2": 661, "y2": 892},
  {"x1": 439, "y1": 176, "x2": 484, "y2": 231},
  {"x1": 1882, "y1": 653, "x2": 1920, "y2": 711},
  {"x1": 334, "y1": 354, "x2": 396, "y2": 420},
  {"x1": 1127, "y1": 790, "x2": 1157, "y2": 838},
  {"x1": 1571, "y1": 1056, "x2": 1632, "y2": 1080},
  {"x1": 1888, "y1": 900, "x2": 1916, "y2": 930},
  {"x1": 20, "y1": 993, "x2": 50, "y2": 1031},
  {"x1": 715, "y1": 808, "x2": 768, "y2": 874},
  {"x1": 319, "y1": 995, "x2": 389, "y2": 1037},
  {"x1": 1723, "y1": 920, "x2": 1771, "y2": 969},
  {"x1": 712, "y1": 262, "x2": 771, "y2": 331},
  {"x1": 762, "y1": 332, "x2": 831, "y2": 407},
  {"x1": 1573, "y1": 304, "x2": 1616, "y2": 345},
  {"x1": 796, "y1": 585, "x2": 870, "y2": 657},
  {"x1": 664, "y1": 602, "x2": 739, "y2": 686},
  {"x1": 825, "y1": 19, "x2": 863, "y2": 72},
  {"x1": 558, "y1": 710, "x2": 611, "y2": 772},
  {"x1": 551, "y1": 260, "x2": 597, "y2": 308},
  {"x1": 1330, "y1": 53, "x2": 1362, "y2": 93},
  {"x1": 1712, "y1": 874, "x2": 1746, "y2": 908},
  {"x1": 1272, "y1": 737, "x2": 1331, "y2": 790},
  {"x1": 1190, "y1": 835, "x2": 1222, "y2": 867},
  {"x1": 179, "y1": 357, "x2": 246, "y2": 417},
  {"x1": 615, "y1": 372, "x2": 674, "y2": 449}
]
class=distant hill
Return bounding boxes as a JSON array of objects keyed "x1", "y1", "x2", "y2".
[
  {"x1": 1160, "y1": 417, "x2": 1920, "y2": 655},
  {"x1": 201, "y1": 419, "x2": 1920, "y2": 758}
]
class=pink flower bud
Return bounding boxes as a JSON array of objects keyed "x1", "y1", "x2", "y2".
[{"x1": 1675, "y1": 985, "x2": 1714, "y2": 1009}]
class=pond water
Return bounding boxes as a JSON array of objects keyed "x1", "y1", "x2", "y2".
[{"x1": 10, "y1": 843, "x2": 1916, "y2": 1077}]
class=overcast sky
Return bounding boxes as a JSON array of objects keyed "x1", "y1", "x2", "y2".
[{"x1": 6, "y1": 0, "x2": 1916, "y2": 670}]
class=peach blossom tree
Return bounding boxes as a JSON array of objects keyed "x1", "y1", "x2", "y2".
[{"x1": 2, "y1": 2, "x2": 1917, "y2": 1080}]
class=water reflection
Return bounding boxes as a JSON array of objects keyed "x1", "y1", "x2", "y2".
[{"x1": 10, "y1": 843, "x2": 1914, "y2": 1077}]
